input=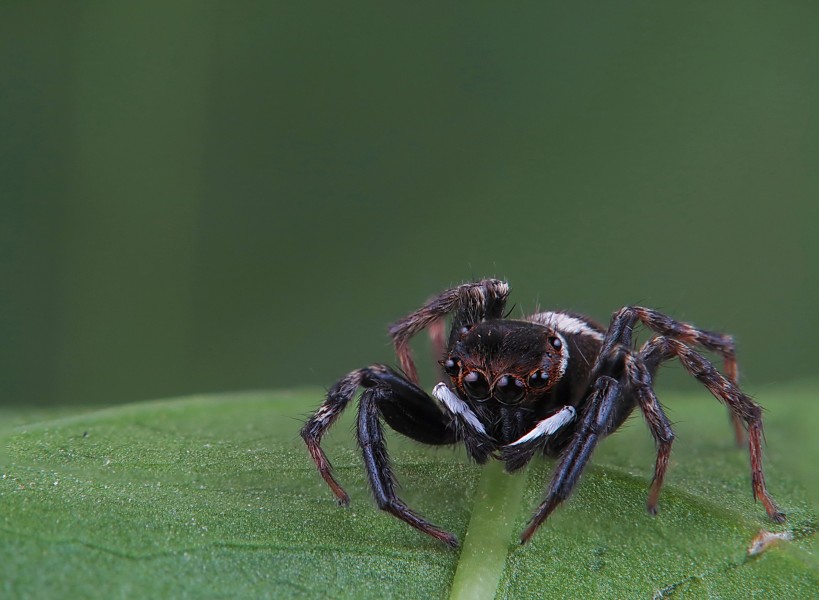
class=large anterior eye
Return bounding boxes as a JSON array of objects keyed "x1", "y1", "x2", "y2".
[
  {"x1": 463, "y1": 371, "x2": 490, "y2": 400},
  {"x1": 495, "y1": 375, "x2": 525, "y2": 404},
  {"x1": 528, "y1": 370, "x2": 550, "y2": 389}
]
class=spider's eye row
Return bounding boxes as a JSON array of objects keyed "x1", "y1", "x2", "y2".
[
  {"x1": 549, "y1": 336, "x2": 562, "y2": 350},
  {"x1": 495, "y1": 375, "x2": 526, "y2": 404},
  {"x1": 443, "y1": 358, "x2": 460, "y2": 376},
  {"x1": 463, "y1": 371, "x2": 490, "y2": 400},
  {"x1": 529, "y1": 370, "x2": 550, "y2": 389}
]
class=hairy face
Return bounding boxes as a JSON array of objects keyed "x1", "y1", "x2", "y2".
[{"x1": 442, "y1": 320, "x2": 566, "y2": 405}]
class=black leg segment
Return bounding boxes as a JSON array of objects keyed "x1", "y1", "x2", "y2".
[
  {"x1": 598, "y1": 306, "x2": 745, "y2": 444},
  {"x1": 358, "y1": 388, "x2": 459, "y2": 547},
  {"x1": 301, "y1": 365, "x2": 460, "y2": 546},
  {"x1": 521, "y1": 376, "x2": 621, "y2": 544}
]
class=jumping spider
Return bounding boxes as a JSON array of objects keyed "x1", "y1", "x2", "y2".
[{"x1": 301, "y1": 279, "x2": 784, "y2": 547}]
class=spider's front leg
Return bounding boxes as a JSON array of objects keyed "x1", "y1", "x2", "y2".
[
  {"x1": 301, "y1": 365, "x2": 460, "y2": 547},
  {"x1": 359, "y1": 385, "x2": 459, "y2": 547},
  {"x1": 388, "y1": 279, "x2": 510, "y2": 384},
  {"x1": 521, "y1": 377, "x2": 622, "y2": 544}
]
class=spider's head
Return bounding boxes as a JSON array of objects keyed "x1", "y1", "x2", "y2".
[{"x1": 441, "y1": 320, "x2": 566, "y2": 405}]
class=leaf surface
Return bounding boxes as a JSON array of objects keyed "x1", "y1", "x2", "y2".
[{"x1": 1, "y1": 386, "x2": 816, "y2": 598}]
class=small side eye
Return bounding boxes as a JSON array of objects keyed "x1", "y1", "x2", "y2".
[
  {"x1": 529, "y1": 370, "x2": 550, "y2": 389},
  {"x1": 549, "y1": 336, "x2": 562, "y2": 350},
  {"x1": 463, "y1": 371, "x2": 490, "y2": 400},
  {"x1": 443, "y1": 358, "x2": 460, "y2": 376},
  {"x1": 459, "y1": 325, "x2": 472, "y2": 335}
]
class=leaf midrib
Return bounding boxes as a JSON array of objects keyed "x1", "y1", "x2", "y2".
[
  {"x1": 448, "y1": 461, "x2": 529, "y2": 600},
  {"x1": 446, "y1": 455, "x2": 812, "y2": 599}
]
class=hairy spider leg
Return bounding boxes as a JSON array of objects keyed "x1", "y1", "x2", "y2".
[
  {"x1": 388, "y1": 279, "x2": 510, "y2": 384},
  {"x1": 301, "y1": 365, "x2": 459, "y2": 544},
  {"x1": 601, "y1": 306, "x2": 744, "y2": 444},
  {"x1": 521, "y1": 377, "x2": 621, "y2": 544},
  {"x1": 359, "y1": 386, "x2": 459, "y2": 548},
  {"x1": 638, "y1": 337, "x2": 785, "y2": 522},
  {"x1": 624, "y1": 352, "x2": 675, "y2": 514},
  {"x1": 300, "y1": 369, "x2": 364, "y2": 505}
]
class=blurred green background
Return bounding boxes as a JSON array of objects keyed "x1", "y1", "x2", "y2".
[{"x1": 2, "y1": 2, "x2": 818, "y2": 408}]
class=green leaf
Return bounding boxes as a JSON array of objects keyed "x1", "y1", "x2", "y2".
[{"x1": 1, "y1": 386, "x2": 816, "y2": 598}]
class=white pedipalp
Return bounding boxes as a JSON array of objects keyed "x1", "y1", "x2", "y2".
[
  {"x1": 432, "y1": 382, "x2": 488, "y2": 436},
  {"x1": 507, "y1": 405, "x2": 576, "y2": 446}
]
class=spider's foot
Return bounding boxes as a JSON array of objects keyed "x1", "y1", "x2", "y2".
[
  {"x1": 414, "y1": 521, "x2": 458, "y2": 548},
  {"x1": 520, "y1": 523, "x2": 541, "y2": 545},
  {"x1": 435, "y1": 530, "x2": 459, "y2": 549},
  {"x1": 756, "y1": 487, "x2": 786, "y2": 523},
  {"x1": 647, "y1": 487, "x2": 662, "y2": 516},
  {"x1": 519, "y1": 499, "x2": 559, "y2": 544},
  {"x1": 322, "y1": 478, "x2": 350, "y2": 507},
  {"x1": 769, "y1": 510, "x2": 786, "y2": 524}
]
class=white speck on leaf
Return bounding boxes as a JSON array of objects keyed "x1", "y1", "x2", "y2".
[{"x1": 747, "y1": 530, "x2": 793, "y2": 557}]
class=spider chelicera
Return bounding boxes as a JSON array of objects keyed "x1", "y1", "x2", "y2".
[{"x1": 301, "y1": 279, "x2": 785, "y2": 547}]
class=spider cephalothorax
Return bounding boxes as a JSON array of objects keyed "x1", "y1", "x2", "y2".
[{"x1": 301, "y1": 279, "x2": 784, "y2": 548}]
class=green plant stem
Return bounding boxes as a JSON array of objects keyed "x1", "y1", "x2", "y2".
[{"x1": 448, "y1": 461, "x2": 528, "y2": 600}]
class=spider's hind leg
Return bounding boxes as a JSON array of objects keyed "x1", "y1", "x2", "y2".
[
  {"x1": 639, "y1": 336, "x2": 785, "y2": 523},
  {"x1": 624, "y1": 351, "x2": 676, "y2": 515},
  {"x1": 601, "y1": 306, "x2": 745, "y2": 444}
]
